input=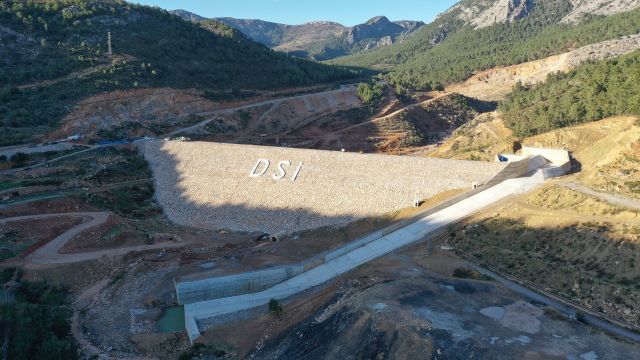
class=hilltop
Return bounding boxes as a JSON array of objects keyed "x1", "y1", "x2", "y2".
[{"x1": 172, "y1": 10, "x2": 424, "y2": 60}]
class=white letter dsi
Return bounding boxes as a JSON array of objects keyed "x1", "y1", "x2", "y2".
[
  {"x1": 249, "y1": 159, "x2": 270, "y2": 177},
  {"x1": 272, "y1": 160, "x2": 291, "y2": 180}
]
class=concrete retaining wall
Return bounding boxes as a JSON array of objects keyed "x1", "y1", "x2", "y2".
[
  {"x1": 323, "y1": 231, "x2": 384, "y2": 262},
  {"x1": 522, "y1": 147, "x2": 570, "y2": 165},
  {"x1": 176, "y1": 264, "x2": 305, "y2": 305},
  {"x1": 521, "y1": 147, "x2": 572, "y2": 179},
  {"x1": 484, "y1": 157, "x2": 532, "y2": 188}
]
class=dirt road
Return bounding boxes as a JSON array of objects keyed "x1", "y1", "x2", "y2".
[
  {"x1": 289, "y1": 92, "x2": 449, "y2": 148},
  {"x1": 0, "y1": 212, "x2": 188, "y2": 265},
  {"x1": 2, "y1": 145, "x2": 101, "y2": 175},
  {"x1": 17, "y1": 55, "x2": 131, "y2": 90},
  {"x1": 167, "y1": 86, "x2": 356, "y2": 136},
  {"x1": 559, "y1": 181, "x2": 640, "y2": 211}
]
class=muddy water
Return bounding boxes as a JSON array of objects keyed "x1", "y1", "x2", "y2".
[{"x1": 157, "y1": 306, "x2": 185, "y2": 332}]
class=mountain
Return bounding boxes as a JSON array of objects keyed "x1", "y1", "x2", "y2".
[
  {"x1": 0, "y1": 0, "x2": 357, "y2": 146},
  {"x1": 445, "y1": 0, "x2": 640, "y2": 28},
  {"x1": 171, "y1": 10, "x2": 425, "y2": 60},
  {"x1": 333, "y1": 0, "x2": 640, "y2": 90}
]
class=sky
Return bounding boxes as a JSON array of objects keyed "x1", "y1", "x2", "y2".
[{"x1": 132, "y1": 0, "x2": 460, "y2": 26}]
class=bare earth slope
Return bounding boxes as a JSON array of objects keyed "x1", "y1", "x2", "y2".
[
  {"x1": 54, "y1": 86, "x2": 361, "y2": 142},
  {"x1": 448, "y1": 34, "x2": 640, "y2": 100}
]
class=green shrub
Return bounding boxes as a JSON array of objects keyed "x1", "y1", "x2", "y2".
[
  {"x1": 356, "y1": 81, "x2": 385, "y2": 108},
  {"x1": 336, "y1": 4, "x2": 640, "y2": 92},
  {"x1": 0, "y1": 0, "x2": 360, "y2": 146},
  {"x1": 268, "y1": 298, "x2": 283, "y2": 315},
  {"x1": 4, "y1": 280, "x2": 78, "y2": 360}
]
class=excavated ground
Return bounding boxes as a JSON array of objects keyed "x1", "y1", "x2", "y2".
[{"x1": 448, "y1": 34, "x2": 640, "y2": 101}]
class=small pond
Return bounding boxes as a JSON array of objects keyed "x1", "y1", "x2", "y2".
[{"x1": 157, "y1": 306, "x2": 185, "y2": 333}]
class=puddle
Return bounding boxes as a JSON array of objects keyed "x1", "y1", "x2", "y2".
[
  {"x1": 480, "y1": 306, "x2": 505, "y2": 320},
  {"x1": 157, "y1": 306, "x2": 185, "y2": 333},
  {"x1": 579, "y1": 351, "x2": 598, "y2": 360},
  {"x1": 370, "y1": 303, "x2": 388, "y2": 311}
]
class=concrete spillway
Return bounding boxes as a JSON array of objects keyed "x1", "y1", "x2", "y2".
[{"x1": 184, "y1": 167, "x2": 556, "y2": 342}]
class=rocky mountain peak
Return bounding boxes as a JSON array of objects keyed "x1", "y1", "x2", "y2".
[
  {"x1": 365, "y1": 16, "x2": 392, "y2": 25},
  {"x1": 348, "y1": 16, "x2": 405, "y2": 45}
]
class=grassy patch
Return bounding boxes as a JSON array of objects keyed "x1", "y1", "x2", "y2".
[
  {"x1": 83, "y1": 183, "x2": 160, "y2": 219},
  {"x1": 452, "y1": 215, "x2": 640, "y2": 325}
]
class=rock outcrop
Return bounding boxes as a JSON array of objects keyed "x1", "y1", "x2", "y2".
[
  {"x1": 347, "y1": 16, "x2": 404, "y2": 44},
  {"x1": 446, "y1": 0, "x2": 534, "y2": 29},
  {"x1": 561, "y1": 0, "x2": 640, "y2": 23},
  {"x1": 444, "y1": 0, "x2": 640, "y2": 29}
]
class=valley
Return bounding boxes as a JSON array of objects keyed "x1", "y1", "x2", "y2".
[{"x1": 2, "y1": 0, "x2": 640, "y2": 359}]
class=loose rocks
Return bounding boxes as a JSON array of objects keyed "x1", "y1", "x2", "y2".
[{"x1": 140, "y1": 140, "x2": 505, "y2": 233}]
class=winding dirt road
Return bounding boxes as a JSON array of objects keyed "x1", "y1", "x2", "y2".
[
  {"x1": 0, "y1": 212, "x2": 187, "y2": 265},
  {"x1": 167, "y1": 86, "x2": 357, "y2": 136}
]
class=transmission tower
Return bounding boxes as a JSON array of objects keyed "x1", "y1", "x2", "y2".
[{"x1": 107, "y1": 31, "x2": 112, "y2": 57}]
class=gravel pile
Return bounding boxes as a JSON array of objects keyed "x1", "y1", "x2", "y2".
[{"x1": 140, "y1": 140, "x2": 505, "y2": 233}]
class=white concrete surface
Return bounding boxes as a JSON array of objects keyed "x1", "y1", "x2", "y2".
[
  {"x1": 176, "y1": 264, "x2": 306, "y2": 305},
  {"x1": 184, "y1": 170, "x2": 548, "y2": 342}
]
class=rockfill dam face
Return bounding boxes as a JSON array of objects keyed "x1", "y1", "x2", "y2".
[{"x1": 140, "y1": 140, "x2": 506, "y2": 233}]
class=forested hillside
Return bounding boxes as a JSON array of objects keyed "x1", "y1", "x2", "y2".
[
  {"x1": 173, "y1": 10, "x2": 425, "y2": 61},
  {"x1": 500, "y1": 50, "x2": 640, "y2": 137},
  {"x1": 0, "y1": 0, "x2": 358, "y2": 146},
  {"x1": 333, "y1": 0, "x2": 640, "y2": 92}
]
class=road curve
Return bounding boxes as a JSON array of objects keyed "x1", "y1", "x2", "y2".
[{"x1": 0, "y1": 212, "x2": 186, "y2": 265}]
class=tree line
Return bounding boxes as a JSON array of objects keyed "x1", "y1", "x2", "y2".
[{"x1": 500, "y1": 51, "x2": 640, "y2": 137}]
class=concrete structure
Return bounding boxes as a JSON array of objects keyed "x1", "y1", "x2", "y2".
[
  {"x1": 173, "y1": 152, "x2": 554, "y2": 308},
  {"x1": 141, "y1": 140, "x2": 506, "y2": 233},
  {"x1": 175, "y1": 232, "x2": 384, "y2": 306},
  {"x1": 497, "y1": 146, "x2": 572, "y2": 180},
  {"x1": 176, "y1": 264, "x2": 306, "y2": 305},
  {"x1": 183, "y1": 170, "x2": 553, "y2": 342},
  {"x1": 171, "y1": 146, "x2": 571, "y2": 342},
  {"x1": 521, "y1": 146, "x2": 572, "y2": 178}
]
